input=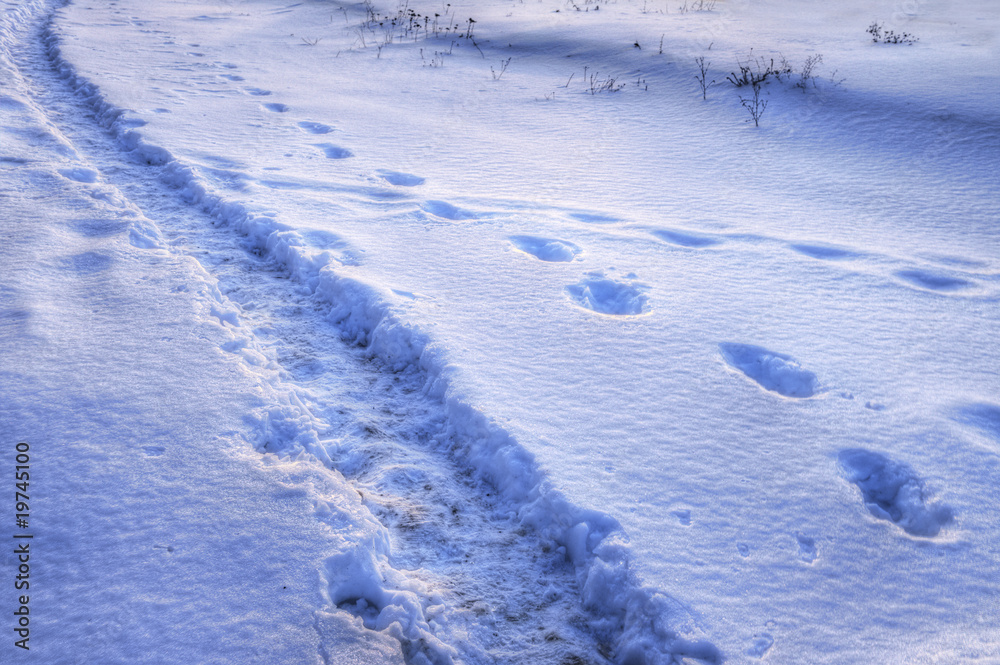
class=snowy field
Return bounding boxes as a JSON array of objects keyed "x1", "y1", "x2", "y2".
[{"x1": 1, "y1": 0, "x2": 999, "y2": 663}]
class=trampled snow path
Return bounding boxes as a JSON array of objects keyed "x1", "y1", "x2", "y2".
[
  {"x1": 1, "y1": 5, "x2": 403, "y2": 664},
  {"x1": 3, "y1": 2, "x2": 721, "y2": 663}
]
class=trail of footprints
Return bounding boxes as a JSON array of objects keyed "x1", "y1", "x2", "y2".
[
  {"x1": 503, "y1": 221, "x2": 977, "y2": 596},
  {"x1": 220, "y1": 70, "x2": 975, "y2": 560},
  {"x1": 18, "y1": 84, "x2": 608, "y2": 665},
  {"x1": 256, "y1": 80, "x2": 997, "y2": 549},
  {"x1": 88, "y1": 40, "x2": 987, "y2": 650},
  {"x1": 207, "y1": 65, "x2": 992, "y2": 304},
  {"x1": 715, "y1": 341, "x2": 959, "y2": 543},
  {"x1": 11, "y1": 18, "x2": 992, "y2": 663},
  {"x1": 207, "y1": 82, "x2": 985, "y2": 554},
  {"x1": 503, "y1": 218, "x2": 977, "y2": 590}
]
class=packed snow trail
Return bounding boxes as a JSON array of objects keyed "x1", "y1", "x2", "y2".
[
  {"x1": 0, "y1": 4, "x2": 407, "y2": 664},
  {"x1": 2, "y1": 1, "x2": 722, "y2": 663}
]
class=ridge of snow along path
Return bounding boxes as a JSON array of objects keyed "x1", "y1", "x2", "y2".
[{"x1": 3, "y1": 0, "x2": 1000, "y2": 662}]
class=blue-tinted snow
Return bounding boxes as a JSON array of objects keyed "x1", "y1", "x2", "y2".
[{"x1": 6, "y1": 0, "x2": 999, "y2": 662}]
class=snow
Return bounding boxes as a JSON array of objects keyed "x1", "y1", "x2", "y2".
[
  {"x1": 718, "y1": 343, "x2": 819, "y2": 398},
  {"x1": 837, "y1": 448, "x2": 954, "y2": 538},
  {"x1": 2, "y1": 0, "x2": 999, "y2": 663},
  {"x1": 566, "y1": 272, "x2": 650, "y2": 315},
  {"x1": 0, "y1": 11, "x2": 400, "y2": 662},
  {"x1": 509, "y1": 235, "x2": 583, "y2": 262}
]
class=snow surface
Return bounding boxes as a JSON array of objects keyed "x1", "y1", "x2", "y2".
[{"x1": 2, "y1": 0, "x2": 999, "y2": 663}]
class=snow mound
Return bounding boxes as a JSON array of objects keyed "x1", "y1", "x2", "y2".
[
  {"x1": 838, "y1": 448, "x2": 954, "y2": 537},
  {"x1": 566, "y1": 274, "x2": 648, "y2": 315},
  {"x1": 719, "y1": 343, "x2": 819, "y2": 398},
  {"x1": 321, "y1": 548, "x2": 459, "y2": 665},
  {"x1": 510, "y1": 235, "x2": 581, "y2": 262}
]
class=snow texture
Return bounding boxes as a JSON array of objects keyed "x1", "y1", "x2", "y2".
[{"x1": 2, "y1": 0, "x2": 999, "y2": 662}]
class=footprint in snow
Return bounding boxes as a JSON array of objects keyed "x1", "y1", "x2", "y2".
[
  {"x1": 243, "y1": 87, "x2": 272, "y2": 96},
  {"x1": 790, "y1": 243, "x2": 859, "y2": 260},
  {"x1": 745, "y1": 633, "x2": 774, "y2": 659},
  {"x1": 718, "y1": 343, "x2": 819, "y2": 398},
  {"x1": 795, "y1": 533, "x2": 817, "y2": 563},
  {"x1": 509, "y1": 235, "x2": 581, "y2": 262},
  {"x1": 314, "y1": 143, "x2": 353, "y2": 159},
  {"x1": 895, "y1": 268, "x2": 972, "y2": 293},
  {"x1": 566, "y1": 273, "x2": 648, "y2": 316},
  {"x1": 219, "y1": 73, "x2": 245, "y2": 82},
  {"x1": 378, "y1": 170, "x2": 425, "y2": 187},
  {"x1": 298, "y1": 121, "x2": 333, "y2": 134},
  {"x1": 422, "y1": 200, "x2": 475, "y2": 220},
  {"x1": 652, "y1": 228, "x2": 721, "y2": 248},
  {"x1": 838, "y1": 448, "x2": 953, "y2": 537},
  {"x1": 262, "y1": 102, "x2": 290, "y2": 113}
]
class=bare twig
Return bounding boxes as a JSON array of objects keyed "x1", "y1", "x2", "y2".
[
  {"x1": 739, "y1": 81, "x2": 768, "y2": 127},
  {"x1": 491, "y1": 57, "x2": 511, "y2": 80},
  {"x1": 694, "y1": 56, "x2": 714, "y2": 99}
]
